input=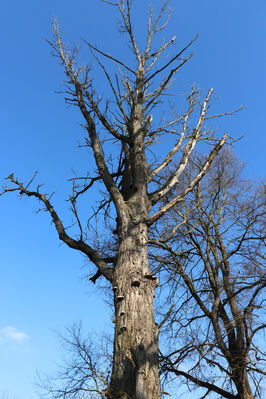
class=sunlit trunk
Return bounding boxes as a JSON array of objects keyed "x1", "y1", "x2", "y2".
[{"x1": 107, "y1": 222, "x2": 160, "y2": 399}]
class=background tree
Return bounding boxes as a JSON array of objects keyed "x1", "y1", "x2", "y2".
[
  {"x1": 39, "y1": 325, "x2": 111, "y2": 399},
  {"x1": 150, "y1": 149, "x2": 266, "y2": 399},
  {"x1": 1, "y1": 1, "x2": 239, "y2": 398}
]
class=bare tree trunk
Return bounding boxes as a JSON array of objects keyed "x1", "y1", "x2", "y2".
[
  {"x1": 242, "y1": 380, "x2": 254, "y2": 399},
  {"x1": 233, "y1": 369, "x2": 254, "y2": 399},
  {"x1": 242, "y1": 371, "x2": 254, "y2": 399},
  {"x1": 108, "y1": 222, "x2": 160, "y2": 399}
]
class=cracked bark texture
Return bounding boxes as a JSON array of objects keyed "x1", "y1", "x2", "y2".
[{"x1": 109, "y1": 223, "x2": 159, "y2": 398}]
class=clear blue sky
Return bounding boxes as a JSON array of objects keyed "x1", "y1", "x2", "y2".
[{"x1": 1, "y1": 1, "x2": 265, "y2": 398}]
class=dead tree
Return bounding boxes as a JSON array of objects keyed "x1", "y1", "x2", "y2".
[
  {"x1": 150, "y1": 149, "x2": 266, "y2": 399},
  {"x1": 1, "y1": 1, "x2": 238, "y2": 397}
]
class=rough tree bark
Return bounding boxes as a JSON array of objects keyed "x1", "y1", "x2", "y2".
[
  {"x1": 1, "y1": 1, "x2": 238, "y2": 397},
  {"x1": 106, "y1": 65, "x2": 161, "y2": 397}
]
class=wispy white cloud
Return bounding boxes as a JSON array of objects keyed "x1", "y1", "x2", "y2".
[{"x1": 0, "y1": 326, "x2": 28, "y2": 342}]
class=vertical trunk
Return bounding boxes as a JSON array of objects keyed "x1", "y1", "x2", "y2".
[
  {"x1": 232, "y1": 367, "x2": 254, "y2": 399},
  {"x1": 106, "y1": 65, "x2": 159, "y2": 398},
  {"x1": 239, "y1": 371, "x2": 254, "y2": 399},
  {"x1": 242, "y1": 372, "x2": 254, "y2": 399},
  {"x1": 107, "y1": 222, "x2": 160, "y2": 399}
]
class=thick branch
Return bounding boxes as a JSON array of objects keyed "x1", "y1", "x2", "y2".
[
  {"x1": 74, "y1": 84, "x2": 127, "y2": 219},
  {"x1": 147, "y1": 93, "x2": 195, "y2": 182},
  {"x1": 162, "y1": 364, "x2": 236, "y2": 399},
  {"x1": 148, "y1": 134, "x2": 228, "y2": 225},
  {"x1": 1, "y1": 175, "x2": 113, "y2": 282},
  {"x1": 149, "y1": 89, "x2": 212, "y2": 202}
]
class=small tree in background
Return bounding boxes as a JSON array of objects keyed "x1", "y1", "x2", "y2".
[
  {"x1": 1, "y1": 1, "x2": 242, "y2": 397},
  {"x1": 150, "y1": 149, "x2": 265, "y2": 399}
]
